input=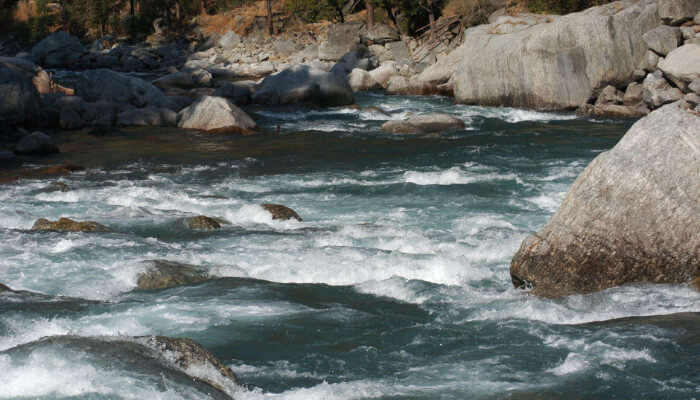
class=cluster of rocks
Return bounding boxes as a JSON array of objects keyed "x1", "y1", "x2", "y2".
[{"x1": 579, "y1": 4, "x2": 700, "y2": 117}]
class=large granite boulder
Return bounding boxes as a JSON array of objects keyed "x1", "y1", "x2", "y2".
[
  {"x1": 361, "y1": 23, "x2": 400, "y2": 45},
  {"x1": 348, "y1": 68, "x2": 381, "y2": 91},
  {"x1": 177, "y1": 96, "x2": 256, "y2": 132},
  {"x1": 381, "y1": 114, "x2": 465, "y2": 134},
  {"x1": 642, "y1": 25, "x2": 680, "y2": 56},
  {"x1": 0, "y1": 64, "x2": 41, "y2": 125},
  {"x1": 31, "y1": 31, "x2": 86, "y2": 67},
  {"x1": 76, "y1": 69, "x2": 174, "y2": 110},
  {"x1": 453, "y1": 0, "x2": 660, "y2": 110},
  {"x1": 510, "y1": 103, "x2": 700, "y2": 297},
  {"x1": 252, "y1": 65, "x2": 354, "y2": 107},
  {"x1": 136, "y1": 260, "x2": 211, "y2": 290}
]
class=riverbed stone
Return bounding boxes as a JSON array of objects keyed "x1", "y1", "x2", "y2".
[
  {"x1": 31, "y1": 31, "x2": 85, "y2": 68},
  {"x1": 177, "y1": 96, "x2": 256, "y2": 132},
  {"x1": 136, "y1": 260, "x2": 210, "y2": 290},
  {"x1": 31, "y1": 217, "x2": 110, "y2": 232},
  {"x1": 381, "y1": 114, "x2": 466, "y2": 134},
  {"x1": 118, "y1": 107, "x2": 177, "y2": 127},
  {"x1": 262, "y1": 204, "x2": 302, "y2": 221},
  {"x1": 510, "y1": 102, "x2": 700, "y2": 297},
  {"x1": 454, "y1": 0, "x2": 661, "y2": 109},
  {"x1": 76, "y1": 69, "x2": 174, "y2": 110},
  {"x1": 213, "y1": 81, "x2": 255, "y2": 105},
  {"x1": 14, "y1": 131, "x2": 59, "y2": 155},
  {"x1": 643, "y1": 71, "x2": 684, "y2": 107},
  {"x1": 658, "y1": 44, "x2": 700, "y2": 87},
  {"x1": 348, "y1": 68, "x2": 381, "y2": 91},
  {"x1": 218, "y1": 31, "x2": 241, "y2": 50},
  {"x1": 362, "y1": 23, "x2": 400, "y2": 45},
  {"x1": 183, "y1": 215, "x2": 223, "y2": 230},
  {"x1": 318, "y1": 23, "x2": 363, "y2": 61},
  {"x1": 0, "y1": 64, "x2": 41, "y2": 125},
  {"x1": 252, "y1": 65, "x2": 354, "y2": 107},
  {"x1": 642, "y1": 26, "x2": 680, "y2": 56}
]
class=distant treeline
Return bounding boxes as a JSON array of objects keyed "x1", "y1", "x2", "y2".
[{"x1": 0, "y1": 0, "x2": 617, "y2": 44}]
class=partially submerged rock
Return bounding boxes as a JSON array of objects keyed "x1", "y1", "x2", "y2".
[
  {"x1": 184, "y1": 215, "x2": 223, "y2": 230},
  {"x1": 31, "y1": 217, "x2": 110, "y2": 233},
  {"x1": 381, "y1": 114, "x2": 465, "y2": 134},
  {"x1": 177, "y1": 96, "x2": 256, "y2": 133},
  {"x1": 252, "y1": 65, "x2": 354, "y2": 107},
  {"x1": 510, "y1": 103, "x2": 700, "y2": 297},
  {"x1": 262, "y1": 204, "x2": 302, "y2": 221},
  {"x1": 136, "y1": 259, "x2": 210, "y2": 290}
]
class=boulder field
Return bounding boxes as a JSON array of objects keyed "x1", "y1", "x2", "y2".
[{"x1": 510, "y1": 102, "x2": 700, "y2": 297}]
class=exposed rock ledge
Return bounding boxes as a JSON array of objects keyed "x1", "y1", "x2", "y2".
[{"x1": 510, "y1": 102, "x2": 700, "y2": 297}]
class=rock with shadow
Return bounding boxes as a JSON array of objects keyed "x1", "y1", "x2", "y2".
[
  {"x1": 252, "y1": 65, "x2": 354, "y2": 107},
  {"x1": 31, "y1": 217, "x2": 111, "y2": 233},
  {"x1": 262, "y1": 204, "x2": 303, "y2": 221},
  {"x1": 381, "y1": 114, "x2": 465, "y2": 134}
]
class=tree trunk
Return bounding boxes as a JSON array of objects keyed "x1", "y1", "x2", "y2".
[
  {"x1": 266, "y1": 0, "x2": 273, "y2": 35},
  {"x1": 129, "y1": 0, "x2": 135, "y2": 16},
  {"x1": 201, "y1": 0, "x2": 206, "y2": 15},
  {"x1": 366, "y1": 0, "x2": 374, "y2": 30},
  {"x1": 174, "y1": 0, "x2": 181, "y2": 22}
]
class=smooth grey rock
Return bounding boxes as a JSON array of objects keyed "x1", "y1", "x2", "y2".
[
  {"x1": 218, "y1": 31, "x2": 241, "y2": 50},
  {"x1": 0, "y1": 64, "x2": 41, "y2": 125},
  {"x1": 318, "y1": 23, "x2": 363, "y2": 61},
  {"x1": 386, "y1": 75, "x2": 410, "y2": 94},
  {"x1": 642, "y1": 26, "x2": 680, "y2": 56},
  {"x1": 454, "y1": 0, "x2": 661, "y2": 110},
  {"x1": 576, "y1": 103, "x2": 649, "y2": 118},
  {"x1": 177, "y1": 96, "x2": 255, "y2": 132},
  {"x1": 368, "y1": 61, "x2": 398, "y2": 88},
  {"x1": 415, "y1": 44, "x2": 462, "y2": 93},
  {"x1": 385, "y1": 41, "x2": 410, "y2": 62},
  {"x1": 252, "y1": 65, "x2": 354, "y2": 107},
  {"x1": 381, "y1": 114, "x2": 465, "y2": 134},
  {"x1": 59, "y1": 106, "x2": 86, "y2": 129},
  {"x1": 510, "y1": 102, "x2": 700, "y2": 297},
  {"x1": 657, "y1": 0, "x2": 700, "y2": 25},
  {"x1": 347, "y1": 68, "x2": 381, "y2": 91},
  {"x1": 639, "y1": 49, "x2": 660, "y2": 72},
  {"x1": 684, "y1": 92, "x2": 700, "y2": 105},
  {"x1": 643, "y1": 71, "x2": 684, "y2": 107},
  {"x1": 31, "y1": 31, "x2": 85, "y2": 67},
  {"x1": 118, "y1": 107, "x2": 176, "y2": 127},
  {"x1": 14, "y1": 131, "x2": 58, "y2": 155},
  {"x1": 689, "y1": 78, "x2": 700, "y2": 94},
  {"x1": 76, "y1": 69, "x2": 174, "y2": 110},
  {"x1": 273, "y1": 39, "x2": 299, "y2": 55},
  {"x1": 0, "y1": 56, "x2": 51, "y2": 94},
  {"x1": 213, "y1": 81, "x2": 254, "y2": 105},
  {"x1": 658, "y1": 44, "x2": 700, "y2": 86}
]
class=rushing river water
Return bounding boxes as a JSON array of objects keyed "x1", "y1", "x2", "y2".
[{"x1": 1, "y1": 93, "x2": 698, "y2": 399}]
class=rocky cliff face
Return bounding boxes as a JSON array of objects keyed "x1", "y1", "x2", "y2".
[
  {"x1": 453, "y1": 0, "x2": 661, "y2": 109},
  {"x1": 510, "y1": 102, "x2": 700, "y2": 297}
]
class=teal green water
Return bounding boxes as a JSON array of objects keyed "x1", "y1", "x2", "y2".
[{"x1": 0, "y1": 94, "x2": 698, "y2": 399}]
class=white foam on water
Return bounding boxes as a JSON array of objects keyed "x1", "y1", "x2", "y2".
[
  {"x1": 403, "y1": 167, "x2": 518, "y2": 186},
  {"x1": 547, "y1": 353, "x2": 589, "y2": 376},
  {"x1": 456, "y1": 105, "x2": 578, "y2": 123},
  {"x1": 238, "y1": 380, "x2": 389, "y2": 400},
  {"x1": 223, "y1": 204, "x2": 303, "y2": 229}
]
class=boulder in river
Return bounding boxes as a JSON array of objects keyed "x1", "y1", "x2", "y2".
[
  {"x1": 252, "y1": 65, "x2": 354, "y2": 107},
  {"x1": 453, "y1": 0, "x2": 660, "y2": 109},
  {"x1": 136, "y1": 259, "x2": 211, "y2": 290},
  {"x1": 177, "y1": 96, "x2": 256, "y2": 133},
  {"x1": 213, "y1": 81, "x2": 255, "y2": 105},
  {"x1": 0, "y1": 63, "x2": 41, "y2": 125},
  {"x1": 658, "y1": 44, "x2": 700, "y2": 88},
  {"x1": 31, "y1": 31, "x2": 86, "y2": 68},
  {"x1": 262, "y1": 204, "x2": 302, "y2": 221},
  {"x1": 510, "y1": 102, "x2": 700, "y2": 297},
  {"x1": 381, "y1": 114, "x2": 465, "y2": 134},
  {"x1": 118, "y1": 107, "x2": 177, "y2": 127},
  {"x1": 76, "y1": 69, "x2": 174, "y2": 110},
  {"x1": 184, "y1": 215, "x2": 224, "y2": 230},
  {"x1": 31, "y1": 217, "x2": 110, "y2": 233},
  {"x1": 348, "y1": 68, "x2": 381, "y2": 92},
  {"x1": 14, "y1": 131, "x2": 59, "y2": 155}
]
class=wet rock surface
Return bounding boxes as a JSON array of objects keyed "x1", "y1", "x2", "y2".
[
  {"x1": 31, "y1": 217, "x2": 111, "y2": 233},
  {"x1": 136, "y1": 259, "x2": 211, "y2": 290},
  {"x1": 262, "y1": 204, "x2": 302, "y2": 221}
]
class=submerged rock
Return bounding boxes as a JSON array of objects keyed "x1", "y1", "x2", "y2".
[
  {"x1": 136, "y1": 259, "x2": 210, "y2": 290},
  {"x1": 381, "y1": 114, "x2": 465, "y2": 134},
  {"x1": 1, "y1": 335, "x2": 238, "y2": 399},
  {"x1": 184, "y1": 215, "x2": 223, "y2": 230},
  {"x1": 262, "y1": 204, "x2": 302, "y2": 221},
  {"x1": 510, "y1": 102, "x2": 700, "y2": 297},
  {"x1": 31, "y1": 217, "x2": 110, "y2": 232}
]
